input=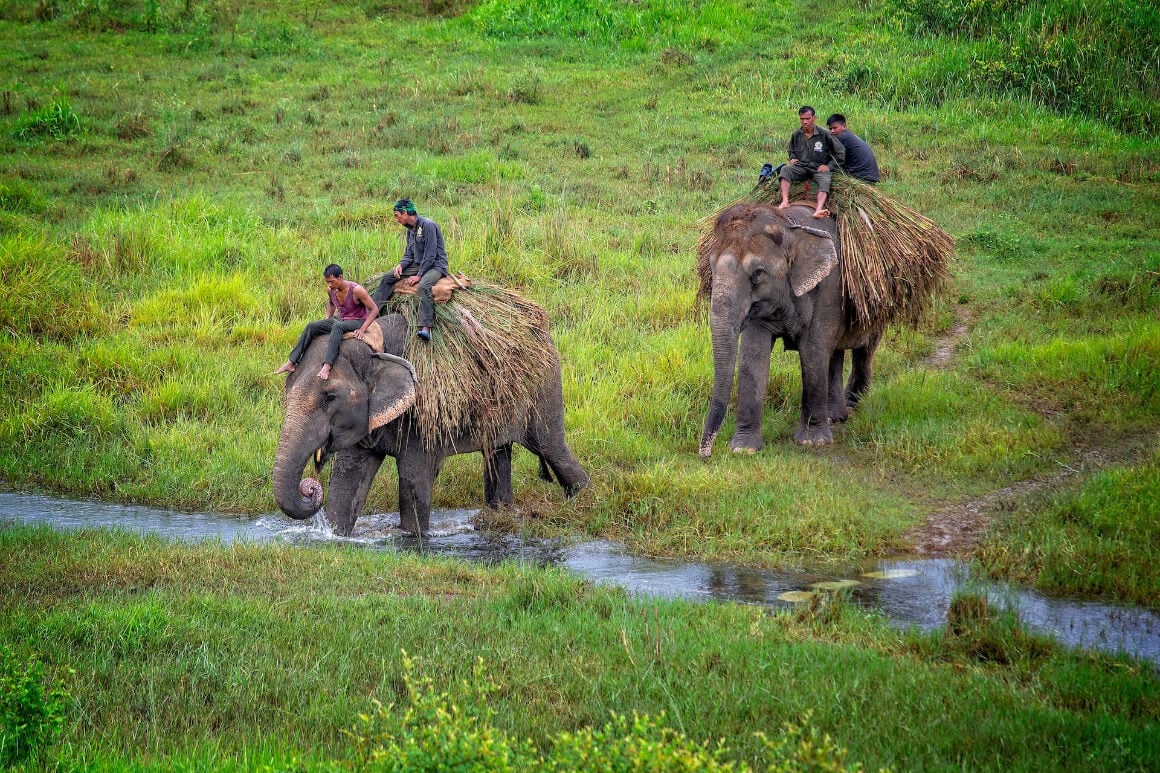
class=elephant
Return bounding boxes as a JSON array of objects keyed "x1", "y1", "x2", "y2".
[
  {"x1": 699, "y1": 202, "x2": 882, "y2": 453},
  {"x1": 272, "y1": 313, "x2": 590, "y2": 535}
]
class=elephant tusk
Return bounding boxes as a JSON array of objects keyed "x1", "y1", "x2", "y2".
[{"x1": 315, "y1": 447, "x2": 324, "y2": 465}]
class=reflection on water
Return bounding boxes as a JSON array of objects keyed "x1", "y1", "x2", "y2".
[{"x1": 2, "y1": 492, "x2": 1157, "y2": 666}]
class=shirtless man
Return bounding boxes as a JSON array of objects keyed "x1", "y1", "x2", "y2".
[{"x1": 275, "y1": 263, "x2": 379, "y2": 380}]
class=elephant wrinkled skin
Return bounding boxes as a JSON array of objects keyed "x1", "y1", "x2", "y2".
[
  {"x1": 272, "y1": 314, "x2": 589, "y2": 535},
  {"x1": 700, "y1": 203, "x2": 882, "y2": 452}
]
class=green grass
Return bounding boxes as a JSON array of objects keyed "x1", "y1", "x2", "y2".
[
  {"x1": 976, "y1": 449, "x2": 1160, "y2": 606},
  {"x1": 1, "y1": 526, "x2": 1157, "y2": 770}
]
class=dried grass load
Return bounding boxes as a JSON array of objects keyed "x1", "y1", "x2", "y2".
[
  {"x1": 366, "y1": 277, "x2": 556, "y2": 453},
  {"x1": 696, "y1": 176, "x2": 954, "y2": 328}
]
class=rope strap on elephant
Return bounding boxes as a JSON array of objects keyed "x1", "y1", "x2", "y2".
[
  {"x1": 365, "y1": 276, "x2": 556, "y2": 453},
  {"x1": 696, "y1": 176, "x2": 954, "y2": 328}
]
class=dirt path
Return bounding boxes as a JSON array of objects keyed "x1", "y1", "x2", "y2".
[{"x1": 925, "y1": 303, "x2": 971, "y2": 368}]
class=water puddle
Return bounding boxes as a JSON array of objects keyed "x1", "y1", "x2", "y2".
[{"x1": 2, "y1": 493, "x2": 1157, "y2": 666}]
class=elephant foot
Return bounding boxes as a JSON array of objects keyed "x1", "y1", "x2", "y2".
[
  {"x1": 729, "y1": 433, "x2": 764, "y2": 455},
  {"x1": 794, "y1": 423, "x2": 833, "y2": 446},
  {"x1": 829, "y1": 406, "x2": 851, "y2": 423}
]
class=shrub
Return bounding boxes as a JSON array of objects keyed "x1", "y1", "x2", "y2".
[{"x1": 0, "y1": 647, "x2": 71, "y2": 767}]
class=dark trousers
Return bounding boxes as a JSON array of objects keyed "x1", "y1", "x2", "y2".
[
  {"x1": 288, "y1": 318, "x2": 364, "y2": 367},
  {"x1": 374, "y1": 266, "x2": 443, "y2": 328}
]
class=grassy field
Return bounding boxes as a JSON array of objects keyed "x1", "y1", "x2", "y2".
[
  {"x1": 0, "y1": 0, "x2": 1158, "y2": 765},
  {"x1": 2, "y1": 526, "x2": 1158, "y2": 770}
]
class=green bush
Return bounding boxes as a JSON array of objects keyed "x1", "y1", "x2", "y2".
[{"x1": 0, "y1": 647, "x2": 70, "y2": 767}]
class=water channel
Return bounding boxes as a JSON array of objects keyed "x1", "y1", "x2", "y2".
[{"x1": 2, "y1": 492, "x2": 1157, "y2": 667}]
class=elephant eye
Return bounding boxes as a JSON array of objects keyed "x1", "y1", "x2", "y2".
[{"x1": 749, "y1": 267, "x2": 766, "y2": 284}]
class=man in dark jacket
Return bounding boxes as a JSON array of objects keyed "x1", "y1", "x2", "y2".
[
  {"x1": 777, "y1": 105, "x2": 845, "y2": 219},
  {"x1": 826, "y1": 113, "x2": 880, "y2": 184},
  {"x1": 374, "y1": 198, "x2": 449, "y2": 342}
]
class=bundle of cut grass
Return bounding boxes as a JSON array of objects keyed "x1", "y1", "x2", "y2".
[
  {"x1": 366, "y1": 276, "x2": 555, "y2": 453},
  {"x1": 696, "y1": 176, "x2": 953, "y2": 328}
]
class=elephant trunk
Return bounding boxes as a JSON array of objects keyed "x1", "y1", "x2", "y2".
[
  {"x1": 700, "y1": 275, "x2": 745, "y2": 458},
  {"x1": 272, "y1": 409, "x2": 328, "y2": 520}
]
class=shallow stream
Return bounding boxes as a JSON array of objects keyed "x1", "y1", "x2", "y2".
[{"x1": 2, "y1": 492, "x2": 1157, "y2": 666}]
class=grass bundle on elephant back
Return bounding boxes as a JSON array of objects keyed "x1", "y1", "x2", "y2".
[
  {"x1": 366, "y1": 276, "x2": 556, "y2": 453},
  {"x1": 696, "y1": 176, "x2": 954, "y2": 328}
]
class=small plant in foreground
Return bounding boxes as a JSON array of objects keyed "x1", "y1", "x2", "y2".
[
  {"x1": 348, "y1": 652, "x2": 874, "y2": 771},
  {"x1": 0, "y1": 647, "x2": 71, "y2": 767}
]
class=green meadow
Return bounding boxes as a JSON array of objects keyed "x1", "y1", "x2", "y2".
[{"x1": 1, "y1": 0, "x2": 1158, "y2": 767}]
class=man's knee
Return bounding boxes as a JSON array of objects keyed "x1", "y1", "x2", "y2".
[
  {"x1": 814, "y1": 171, "x2": 833, "y2": 193},
  {"x1": 780, "y1": 164, "x2": 812, "y2": 184}
]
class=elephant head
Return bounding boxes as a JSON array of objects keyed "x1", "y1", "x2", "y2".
[
  {"x1": 699, "y1": 204, "x2": 839, "y2": 457},
  {"x1": 272, "y1": 346, "x2": 417, "y2": 520}
]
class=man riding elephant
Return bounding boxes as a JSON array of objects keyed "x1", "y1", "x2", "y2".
[
  {"x1": 777, "y1": 105, "x2": 846, "y2": 219},
  {"x1": 373, "y1": 198, "x2": 448, "y2": 343}
]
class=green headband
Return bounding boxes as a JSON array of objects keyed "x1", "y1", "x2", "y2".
[{"x1": 393, "y1": 199, "x2": 416, "y2": 215}]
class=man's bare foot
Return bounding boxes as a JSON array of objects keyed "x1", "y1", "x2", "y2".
[
  {"x1": 274, "y1": 361, "x2": 296, "y2": 375},
  {"x1": 318, "y1": 363, "x2": 331, "y2": 380},
  {"x1": 812, "y1": 208, "x2": 830, "y2": 219},
  {"x1": 777, "y1": 201, "x2": 791, "y2": 209}
]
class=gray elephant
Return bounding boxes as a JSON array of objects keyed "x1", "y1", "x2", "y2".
[
  {"x1": 699, "y1": 203, "x2": 882, "y2": 452},
  {"x1": 272, "y1": 313, "x2": 590, "y2": 535}
]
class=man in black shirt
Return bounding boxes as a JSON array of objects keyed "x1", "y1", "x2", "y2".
[{"x1": 826, "y1": 114, "x2": 880, "y2": 184}]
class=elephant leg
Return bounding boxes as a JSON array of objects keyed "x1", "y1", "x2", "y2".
[
  {"x1": 325, "y1": 446, "x2": 385, "y2": 536},
  {"x1": 537, "y1": 455, "x2": 555, "y2": 484},
  {"x1": 795, "y1": 347, "x2": 834, "y2": 446},
  {"x1": 483, "y1": 443, "x2": 515, "y2": 509},
  {"x1": 730, "y1": 323, "x2": 774, "y2": 453},
  {"x1": 396, "y1": 450, "x2": 437, "y2": 534},
  {"x1": 828, "y1": 349, "x2": 850, "y2": 423},
  {"x1": 846, "y1": 331, "x2": 880, "y2": 409}
]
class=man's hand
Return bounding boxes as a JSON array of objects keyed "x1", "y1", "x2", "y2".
[
  {"x1": 405, "y1": 275, "x2": 420, "y2": 287},
  {"x1": 788, "y1": 158, "x2": 799, "y2": 165},
  {"x1": 354, "y1": 328, "x2": 366, "y2": 340},
  {"x1": 393, "y1": 264, "x2": 403, "y2": 279},
  {"x1": 819, "y1": 164, "x2": 830, "y2": 172}
]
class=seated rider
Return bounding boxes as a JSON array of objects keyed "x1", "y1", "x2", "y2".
[
  {"x1": 777, "y1": 105, "x2": 846, "y2": 219},
  {"x1": 275, "y1": 263, "x2": 379, "y2": 381},
  {"x1": 373, "y1": 198, "x2": 449, "y2": 343},
  {"x1": 825, "y1": 113, "x2": 880, "y2": 184}
]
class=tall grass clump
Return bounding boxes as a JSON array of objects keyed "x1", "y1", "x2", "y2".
[
  {"x1": 0, "y1": 235, "x2": 98, "y2": 339},
  {"x1": 888, "y1": 0, "x2": 1160, "y2": 132},
  {"x1": 13, "y1": 97, "x2": 82, "y2": 142}
]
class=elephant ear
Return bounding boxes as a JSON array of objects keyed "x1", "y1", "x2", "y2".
[
  {"x1": 367, "y1": 353, "x2": 418, "y2": 431},
  {"x1": 787, "y1": 224, "x2": 839, "y2": 297}
]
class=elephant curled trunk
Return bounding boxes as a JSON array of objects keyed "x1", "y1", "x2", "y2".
[{"x1": 272, "y1": 412, "x2": 327, "y2": 520}]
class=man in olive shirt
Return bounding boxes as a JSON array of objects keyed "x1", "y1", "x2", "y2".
[
  {"x1": 374, "y1": 198, "x2": 449, "y2": 342},
  {"x1": 826, "y1": 113, "x2": 880, "y2": 184},
  {"x1": 777, "y1": 105, "x2": 845, "y2": 219}
]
